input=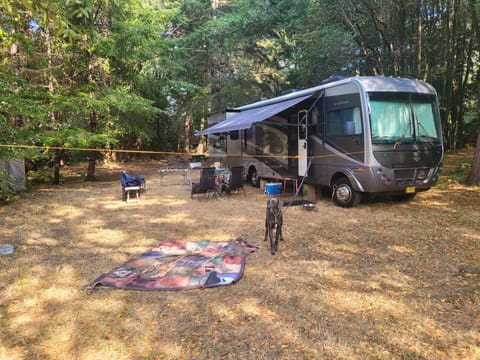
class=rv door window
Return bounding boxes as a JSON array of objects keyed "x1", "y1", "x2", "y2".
[
  {"x1": 230, "y1": 130, "x2": 239, "y2": 140},
  {"x1": 299, "y1": 125, "x2": 307, "y2": 140}
]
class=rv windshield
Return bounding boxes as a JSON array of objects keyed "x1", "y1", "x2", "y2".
[{"x1": 368, "y1": 92, "x2": 440, "y2": 144}]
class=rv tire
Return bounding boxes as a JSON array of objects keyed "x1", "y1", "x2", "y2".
[
  {"x1": 248, "y1": 167, "x2": 260, "y2": 187},
  {"x1": 332, "y1": 177, "x2": 361, "y2": 208}
]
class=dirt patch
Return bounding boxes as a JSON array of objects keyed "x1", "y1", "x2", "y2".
[{"x1": 0, "y1": 158, "x2": 478, "y2": 359}]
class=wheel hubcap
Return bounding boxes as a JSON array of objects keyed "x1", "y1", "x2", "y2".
[{"x1": 336, "y1": 185, "x2": 352, "y2": 203}]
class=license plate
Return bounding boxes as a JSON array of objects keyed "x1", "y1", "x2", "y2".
[{"x1": 405, "y1": 186, "x2": 416, "y2": 194}]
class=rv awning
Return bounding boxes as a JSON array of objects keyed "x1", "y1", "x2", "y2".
[{"x1": 195, "y1": 94, "x2": 311, "y2": 136}]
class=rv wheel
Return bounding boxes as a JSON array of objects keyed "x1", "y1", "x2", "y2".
[
  {"x1": 332, "y1": 177, "x2": 361, "y2": 208},
  {"x1": 248, "y1": 167, "x2": 260, "y2": 187}
]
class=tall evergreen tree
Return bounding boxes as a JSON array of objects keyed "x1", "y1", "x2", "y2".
[{"x1": 465, "y1": 0, "x2": 480, "y2": 185}]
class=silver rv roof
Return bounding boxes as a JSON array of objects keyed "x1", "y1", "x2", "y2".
[{"x1": 195, "y1": 76, "x2": 436, "y2": 135}]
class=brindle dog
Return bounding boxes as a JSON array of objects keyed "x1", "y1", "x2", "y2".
[{"x1": 264, "y1": 197, "x2": 284, "y2": 255}]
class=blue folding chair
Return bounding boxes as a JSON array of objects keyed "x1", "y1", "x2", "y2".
[{"x1": 121, "y1": 171, "x2": 146, "y2": 202}]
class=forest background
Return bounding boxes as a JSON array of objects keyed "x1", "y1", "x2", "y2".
[{"x1": 1, "y1": 0, "x2": 480, "y2": 187}]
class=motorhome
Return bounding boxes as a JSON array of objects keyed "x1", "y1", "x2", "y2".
[{"x1": 196, "y1": 76, "x2": 444, "y2": 207}]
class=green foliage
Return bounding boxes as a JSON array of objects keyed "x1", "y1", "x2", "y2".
[
  {"x1": 0, "y1": 169, "x2": 14, "y2": 202},
  {"x1": 0, "y1": 73, "x2": 51, "y2": 122},
  {"x1": 27, "y1": 170, "x2": 52, "y2": 184},
  {"x1": 439, "y1": 161, "x2": 472, "y2": 185},
  {"x1": 437, "y1": 151, "x2": 474, "y2": 186},
  {"x1": 41, "y1": 128, "x2": 117, "y2": 150},
  {"x1": 455, "y1": 162, "x2": 472, "y2": 178}
]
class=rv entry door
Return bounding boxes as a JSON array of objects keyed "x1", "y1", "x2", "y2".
[{"x1": 297, "y1": 110, "x2": 308, "y2": 176}]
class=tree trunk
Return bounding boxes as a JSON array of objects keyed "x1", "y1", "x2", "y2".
[
  {"x1": 45, "y1": 24, "x2": 64, "y2": 185},
  {"x1": 416, "y1": 0, "x2": 423, "y2": 78},
  {"x1": 86, "y1": 49, "x2": 97, "y2": 181},
  {"x1": 86, "y1": 107, "x2": 97, "y2": 181},
  {"x1": 87, "y1": 151, "x2": 97, "y2": 181},
  {"x1": 465, "y1": 129, "x2": 480, "y2": 185},
  {"x1": 184, "y1": 113, "x2": 191, "y2": 153},
  {"x1": 52, "y1": 149, "x2": 65, "y2": 185},
  {"x1": 464, "y1": 0, "x2": 480, "y2": 185}
]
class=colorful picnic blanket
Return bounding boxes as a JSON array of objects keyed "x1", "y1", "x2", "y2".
[{"x1": 85, "y1": 238, "x2": 257, "y2": 291}]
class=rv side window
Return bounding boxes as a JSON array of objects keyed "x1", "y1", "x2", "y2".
[
  {"x1": 325, "y1": 105, "x2": 364, "y2": 161},
  {"x1": 326, "y1": 106, "x2": 362, "y2": 136},
  {"x1": 246, "y1": 127, "x2": 255, "y2": 153},
  {"x1": 209, "y1": 133, "x2": 227, "y2": 154},
  {"x1": 314, "y1": 105, "x2": 325, "y2": 139}
]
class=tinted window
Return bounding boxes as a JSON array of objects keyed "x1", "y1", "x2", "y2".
[
  {"x1": 325, "y1": 105, "x2": 364, "y2": 162},
  {"x1": 327, "y1": 106, "x2": 362, "y2": 136}
]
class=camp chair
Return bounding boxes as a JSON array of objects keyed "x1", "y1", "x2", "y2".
[
  {"x1": 122, "y1": 170, "x2": 146, "y2": 191},
  {"x1": 224, "y1": 166, "x2": 246, "y2": 196},
  {"x1": 121, "y1": 171, "x2": 145, "y2": 202},
  {"x1": 191, "y1": 167, "x2": 220, "y2": 198}
]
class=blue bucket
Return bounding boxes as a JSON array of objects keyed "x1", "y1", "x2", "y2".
[{"x1": 264, "y1": 182, "x2": 282, "y2": 195}]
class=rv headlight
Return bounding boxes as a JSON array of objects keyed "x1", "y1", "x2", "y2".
[{"x1": 417, "y1": 169, "x2": 428, "y2": 180}]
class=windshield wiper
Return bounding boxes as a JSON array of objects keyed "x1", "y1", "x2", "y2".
[{"x1": 416, "y1": 134, "x2": 438, "y2": 143}]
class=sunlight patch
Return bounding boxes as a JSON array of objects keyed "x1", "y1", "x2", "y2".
[
  {"x1": 237, "y1": 298, "x2": 278, "y2": 319},
  {"x1": 325, "y1": 290, "x2": 410, "y2": 316},
  {"x1": 215, "y1": 304, "x2": 236, "y2": 321},
  {"x1": 25, "y1": 235, "x2": 60, "y2": 246},
  {"x1": 0, "y1": 346, "x2": 24, "y2": 360},
  {"x1": 41, "y1": 286, "x2": 77, "y2": 302},
  {"x1": 82, "y1": 229, "x2": 126, "y2": 244},
  {"x1": 388, "y1": 245, "x2": 414, "y2": 254}
]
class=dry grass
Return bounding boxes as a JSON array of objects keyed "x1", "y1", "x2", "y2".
[{"x1": 0, "y1": 154, "x2": 479, "y2": 360}]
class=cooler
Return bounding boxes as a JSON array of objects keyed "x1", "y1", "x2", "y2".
[{"x1": 264, "y1": 182, "x2": 282, "y2": 195}]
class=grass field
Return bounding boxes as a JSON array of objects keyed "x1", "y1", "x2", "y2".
[{"x1": 0, "y1": 151, "x2": 478, "y2": 359}]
